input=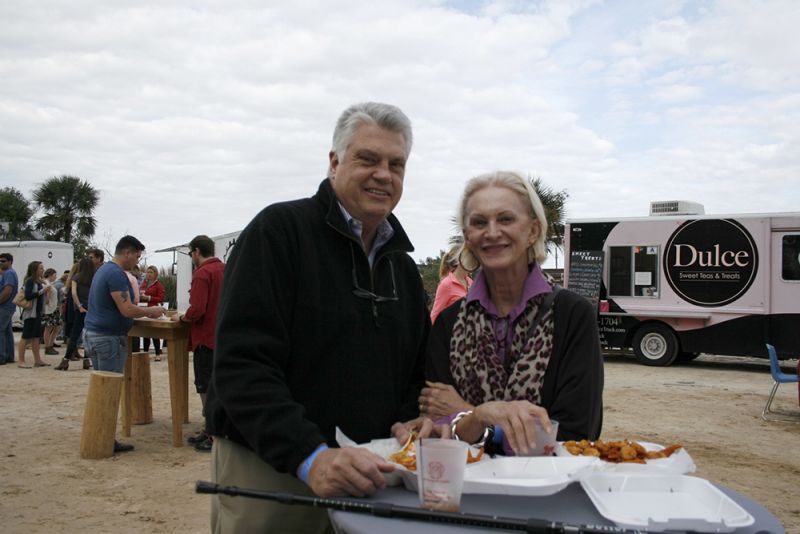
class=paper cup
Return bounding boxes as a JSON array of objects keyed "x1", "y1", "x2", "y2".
[
  {"x1": 417, "y1": 438, "x2": 468, "y2": 512},
  {"x1": 517, "y1": 418, "x2": 559, "y2": 457}
]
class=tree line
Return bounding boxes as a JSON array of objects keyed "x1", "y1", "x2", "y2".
[{"x1": 0, "y1": 175, "x2": 99, "y2": 260}]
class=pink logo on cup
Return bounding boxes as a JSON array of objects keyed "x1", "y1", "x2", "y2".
[{"x1": 427, "y1": 461, "x2": 445, "y2": 480}]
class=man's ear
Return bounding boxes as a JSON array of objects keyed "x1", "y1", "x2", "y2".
[{"x1": 328, "y1": 151, "x2": 339, "y2": 178}]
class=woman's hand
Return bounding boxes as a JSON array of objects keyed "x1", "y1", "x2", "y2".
[
  {"x1": 473, "y1": 400, "x2": 552, "y2": 455},
  {"x1": 418, "y1": 381, "x2": 472, "y2": 419}
]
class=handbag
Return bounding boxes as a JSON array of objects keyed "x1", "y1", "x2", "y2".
[{"x1": 13, "y1": 286, "x2": 33, "y2": 310}]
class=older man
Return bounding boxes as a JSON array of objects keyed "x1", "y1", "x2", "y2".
[{"x1": 205, "y1": 102, "x2": 436, "y2": 533}]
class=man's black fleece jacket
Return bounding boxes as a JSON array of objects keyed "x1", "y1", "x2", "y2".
[{"x1": 205, "y1": 179, "x2": 430, "y2": 476}]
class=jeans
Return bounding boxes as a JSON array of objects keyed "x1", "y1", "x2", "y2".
[
  {"x1": 0, "y1": 307, "x2": 14, "y2": 363},
  {"x1": 84, "y1": 331, "x2": 127, "y2": 373},
  {"x1": 65, "y1": 309, "x2": 87, "y2": 359}
]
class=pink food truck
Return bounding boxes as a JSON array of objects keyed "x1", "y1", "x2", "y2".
[{"x1": 564, "y1": 201, "x2": 800, "y2": 366}]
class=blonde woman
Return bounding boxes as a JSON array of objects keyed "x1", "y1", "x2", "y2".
[
  {"x1": 429, "y1": 244, "x2": 472, "y2": 324},
  {"x1": 421, "y1": 171, "x2": 603, "y2": 454}
]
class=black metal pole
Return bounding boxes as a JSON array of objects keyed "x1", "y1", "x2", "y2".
[{"x1": 196, "y1": 480, "x2": 643, "y2": 534}]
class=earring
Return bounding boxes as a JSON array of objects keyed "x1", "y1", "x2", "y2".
[{"x1": 458, "y1": 247, "x2": 480, "y2": 273}]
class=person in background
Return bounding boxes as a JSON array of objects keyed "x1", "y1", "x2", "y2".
[
  {"x1": 139, "y1": 265, "x2": 165, "y2": 359},
  {"x1": 83, "y1": 235, "x2": 166, "y2": 453},
  {"x1": 0, "y1": 253, "x2": 18, "y2": 365},
  {"x1": 205, "y1": 102, "x2": 440, "y2": 533},
  {"x1": 54, "y1": 270, "x2": 68, "y2": 343},
  {"x1": 61, "y1": 264, "x2": 79, "y2": 356},
  {"x1": 131, "y1": 264, "x2": 145, "y2": 285},
  {"x1": 56, "y1": 258, "x2": 96, "y2": 371},
  {"x1": 429, "y1": 243, "x2": 472, "y2": 324},
  {"x1": 42, "y1": 268, "x2": 62, "y2": 355},
  {"x1": 421, "y1": 171, "x2": 603, "y2": 455},
  {"x1": 171, "y1": 235, "x2": 225, "y2": 452},
  {"x1": 87, "y1": 248, "x2": 104, "y2": 269},
  {"x1": 17, "y1": 261, "x2": 52, "y2": 368}
]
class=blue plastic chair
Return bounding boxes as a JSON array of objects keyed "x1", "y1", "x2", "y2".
[{"x1": 762, "y1": 344, "x2": 800, "y2": 422}]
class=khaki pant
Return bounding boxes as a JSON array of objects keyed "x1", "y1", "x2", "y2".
[{"x1": 210, "y1": 436, "x2": 334, "y2": 534}]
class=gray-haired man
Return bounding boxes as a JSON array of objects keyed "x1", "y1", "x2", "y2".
[{"x1": 205, "y1": 102, "x2": 442, "y2": 532}]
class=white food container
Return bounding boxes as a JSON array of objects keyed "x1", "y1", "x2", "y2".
[
  {"x1": 398, "y1": 456, "x2": 597, "y2": 496},
  {"x1": 581, "y1": 473, "x2": 755, "y2": 532}
]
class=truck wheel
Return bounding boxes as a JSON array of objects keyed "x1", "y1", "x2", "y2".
[{"x1": 632, "y1": 324, "x2": 678, "y2": 366}]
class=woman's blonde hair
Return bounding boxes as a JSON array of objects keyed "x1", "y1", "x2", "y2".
[
  {"x1": 438, "y1": 244, "x2": 461, "y2": 280},
  {"x1": 456, "y1": 170, "x2": 548, "y2": 272}
]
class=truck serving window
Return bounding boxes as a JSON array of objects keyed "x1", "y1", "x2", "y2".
[
  {"x1": 609, "y1": 245, "x2": 660, "y2": 297},
  {"x1": 783, "y1": 234, "x2": 800, "y2": 281}
]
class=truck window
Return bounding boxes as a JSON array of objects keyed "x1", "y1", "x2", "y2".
[
  {"x1": 609, "y1": 247, "x2": 632, "y2": 296},
  {"x1": 783, "y1": 234, "x2": 800, "y2": 281},
  {"x1": 608, "y1": 245, "x2": 660, "y2": 297}
]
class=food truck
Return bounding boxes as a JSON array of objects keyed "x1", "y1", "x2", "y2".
[
  {"x1": 0, "y1": 240, "x2": 74, "y2": 326},
  {"x1": 564, "y1": 201, "x2": 800, "y2": 366}
]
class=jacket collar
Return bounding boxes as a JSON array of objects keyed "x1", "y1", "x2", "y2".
[{"x1": 314, "y1": 178, "x2": 415, "y2": 255}]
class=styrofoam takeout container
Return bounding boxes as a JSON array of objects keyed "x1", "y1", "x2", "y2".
[
  {"x1": 397, "y1": 456, "x2": 597, "y2": 496},
  {"x1": 580, "y1": 473, "x2": 754, "y2": 532}
]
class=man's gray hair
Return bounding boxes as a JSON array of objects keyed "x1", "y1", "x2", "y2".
[{"x1": 331, "y1": 102, "x2": 413, "y2": 161}]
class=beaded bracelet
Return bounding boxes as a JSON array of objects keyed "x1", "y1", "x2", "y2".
[{"x1": 450, "y1": 410, "x2": 492, "y2": 448}]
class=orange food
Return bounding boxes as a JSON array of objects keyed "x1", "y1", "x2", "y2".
[
  {"x1": 388, "y1": 432, "x2": 484, "y2": 471},
  {"x1": 564, "y1": 439, "x2": 682, "y2": 464}
]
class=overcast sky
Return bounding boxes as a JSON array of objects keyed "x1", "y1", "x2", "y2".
[{"x1": 2, "y1": 0, "x2": 798, "y2": 268}]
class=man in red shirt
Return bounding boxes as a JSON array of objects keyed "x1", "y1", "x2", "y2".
[{"x1": 172, "y1": 235, "x2": 225, "y2": 452}]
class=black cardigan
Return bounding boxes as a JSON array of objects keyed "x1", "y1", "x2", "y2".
[
  {"x1": 205, "y1": 179, "x2": 430, "y2": 476},
  {"x1": 426, "y1": 288, "x2": 603, "y2": 441}
]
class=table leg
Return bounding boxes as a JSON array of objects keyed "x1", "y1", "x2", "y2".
[
  {"x1": 122, "y1": 340, "x2": 133, "y2": 437},
  {"x1": 167, "y1": 348, "x2": 184, "y2": 447}
]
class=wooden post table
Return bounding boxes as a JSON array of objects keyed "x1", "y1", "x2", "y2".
[{"x1": 123, "y1": 318, "x2": 190, "y2": 447}]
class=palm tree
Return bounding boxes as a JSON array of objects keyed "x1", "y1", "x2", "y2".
[
  {"x1": 529, "y1": 176, "x2": 568, "y2": 267},
  {"x1": 32, "y1": 175, "x2": 99, "y2": 244}
]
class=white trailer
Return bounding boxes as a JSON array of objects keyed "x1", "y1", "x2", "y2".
[
  {"x1": 564, "y1": 203, "x2": 800, "y2": 366},
  {"x1": 156, "y1": 231, "x2": 238, "y2": 311},
  {"x1": 0, "y1": 240, "x2": 74, "y2": 325}
]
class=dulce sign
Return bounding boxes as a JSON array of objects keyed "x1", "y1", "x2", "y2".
[{"x1": 664, "y1": 219, "x2": 758, "y2": 307}]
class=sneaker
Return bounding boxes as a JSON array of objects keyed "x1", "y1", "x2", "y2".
[
  {"x1": 83, "y1": 358, "x2": 91, "y2": 370},
  {"x1": 193, "y1": 436, "x2": 213, "y2": 452},
  {"x1": 45, "y1": 347, "x2": 59, "y2": 355},
  {"x1": 113, "y1": 440, "x2": 134, "y2": 453},
  {"x1": 55, "y1": 359, "x2": 70, "y2": 371}
]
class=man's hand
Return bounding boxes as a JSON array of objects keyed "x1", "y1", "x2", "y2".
[
  {"x1": 307, "y1": 447, "x2": 393, "y2": 498},
  {"x1": 390, "y1": 416, "x2": 451, "y2": 445},
  {"x1": 146, "y1": 306, "x2": 166, "y2": 318},
  {"x1": 419, "y1": 381, "x2": 472, "y2": 419}
]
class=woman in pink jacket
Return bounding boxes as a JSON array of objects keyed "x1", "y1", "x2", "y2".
[{"x1": 430, "y1": 244, "x2": 472, "y2": 324}]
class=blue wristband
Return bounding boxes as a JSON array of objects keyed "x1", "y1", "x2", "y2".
[
  {"x1": 492, "y1": 425, "x2": 504, "y2": 446},
  {"x1": 298, "y1": 444, "x2": 328, "y2": 484}
]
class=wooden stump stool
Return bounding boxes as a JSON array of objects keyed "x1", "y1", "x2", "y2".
[
  {"x1": 80, "y1": 371, "x2": 123, "y2": 459},
  {"x1": 130, "y1": 352, "x2": 153, "y2": 425}
]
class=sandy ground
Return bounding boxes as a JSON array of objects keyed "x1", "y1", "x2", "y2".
[{"x1": 1, "y1": 333, "x2": 798, "y2": 533}]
